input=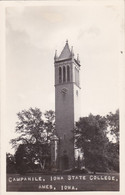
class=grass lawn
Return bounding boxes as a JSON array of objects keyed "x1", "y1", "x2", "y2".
[{"x1": 7, "y1": 172, "x2": 119, "y2": 191}]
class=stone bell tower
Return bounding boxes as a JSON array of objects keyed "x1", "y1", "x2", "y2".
[{"x1": 54, "y1": 40, "x2": 81, "y2": 170}]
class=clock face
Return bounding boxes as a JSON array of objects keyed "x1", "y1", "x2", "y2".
[{"x1": 61, "y1": 88, "x2": 68, "y2": 94}]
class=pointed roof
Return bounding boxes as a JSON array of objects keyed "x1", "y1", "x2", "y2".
[
  {"x1": 54, "y1": 40, "x2": 81, "y2": 66},
  {"x1": 58, "y1": 40, "x2": 72, "y2": 60}
]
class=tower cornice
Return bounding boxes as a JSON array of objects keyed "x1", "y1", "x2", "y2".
[
  {"x1": 54, "y1": 58, "x2": 81, "y2": 67},
  {"x1": 54, "y1": 58, "x2": 72, "y2": 64},
  {"x1": 54, "y1": 82, "x2": 81, "y2": 89},
  {"x1": 74, "y1": 58, "x2": 81, "y2": 67}
]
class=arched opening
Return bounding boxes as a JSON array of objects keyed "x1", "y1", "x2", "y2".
[
  {"x1": 59, "y1": 67, "x2": 62, "y2": 83},
  {"x1": 67, "y1": 66, "x2": 70, "y2": 82},
  {"x1": 63, "y1": 66, "x2": 66, "y2": 82}
]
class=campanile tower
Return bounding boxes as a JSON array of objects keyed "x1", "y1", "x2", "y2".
[{"x1": 54, "y1": 41, "x2": 81, "y2": 170}]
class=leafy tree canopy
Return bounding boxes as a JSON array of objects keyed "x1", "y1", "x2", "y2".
[
  {"x1": 9, "y1": 108, "x2": 55, "y2": 173},
  {"x1": 106, "y1": 109, "x2": 119, "y2": 143},
  {"x1": 10, "y1": 108, "x2": 55, "y2": 149},
  {"x1": 74, "y1": 110, "x2": 119, "y2": 172}
]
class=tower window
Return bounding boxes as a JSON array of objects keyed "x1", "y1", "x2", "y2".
[
  {"x1": 63, "y1": 66, "x2": 66, "y2": 82},
  {"x1": 59, "y1": 67, "x2": 62, "y2": 83},
  {"x1": 67, "y1": 66, "x2": 70, "y2": 82}
]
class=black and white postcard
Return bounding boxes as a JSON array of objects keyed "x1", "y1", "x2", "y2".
[{"x1": 0, "y1": 0, "x2": 124, "y2": 194}]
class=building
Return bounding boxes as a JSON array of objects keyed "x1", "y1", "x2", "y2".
[{"x1": 54, "y1": 41, "x2": 81, "y2": 170}]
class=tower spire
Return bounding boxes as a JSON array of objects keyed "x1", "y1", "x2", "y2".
[{"x1": 58, "y1": 40, "x2": 71, "y2": 60}]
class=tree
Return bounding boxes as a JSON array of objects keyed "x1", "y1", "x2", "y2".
[
  {"x1": 106, "y1": 109, "x2": 119, "y2": 143},
  {"x1": 74, "y1": 111, "x2": 119, "y2": 173},
  {"x1": 75, "y1": 114, "x2": 109, "y2": 172},
  {"x1": 10, "y1": 108, "x2": 55, "y2": 173},
  {"x1": 44, "y1": 110, "x2": 55, "y2": 140},
  {"x1": 105, "y1": 110, "x2": 119, "y2": 172},
  {"x1": 105, "y1": 142, "x2": 119, "y2": 172},
  {"x1": 14, "y1": 144, "x2": 30, "y2": 174},
  {"x1": 6, "y1": 153, "x2": 16, "y2": 173}
]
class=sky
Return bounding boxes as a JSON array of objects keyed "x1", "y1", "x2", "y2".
[{"x1": 4, "y1": 1, "x2": 123, "y2": 153}]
